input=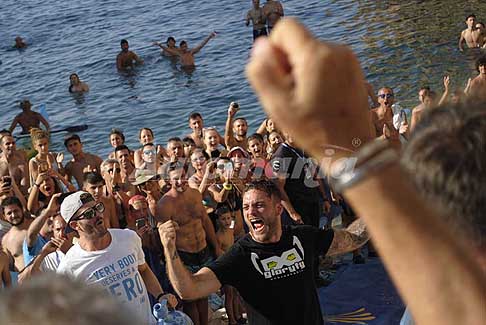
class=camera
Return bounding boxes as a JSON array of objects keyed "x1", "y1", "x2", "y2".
[
  {"x1": 135, "y1": 218, "x2": 146, "y2": 230},
  {"x1": 231, "y1": 102, "x2": 239, "y2": 109}
]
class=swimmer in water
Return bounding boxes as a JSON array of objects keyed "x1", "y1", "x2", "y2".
[
  {"x1": 246, "y1": 0, "x2": 267, "y2": 41},
  {"x1": 14, "y1": 36, "x2": 27, "y2": 49},
  {"x1": 263, "y1": 0, "x2": 284, "y2": 33},
  {"x1": 9, "y1": 100, "x2": 50, "y2": 135},
  {"x1": 153, "y1": 36, "x2": 181, "y2": 57},
  {"x1": 153, "y1": 32, "x2": 216, "y2": 67},
  {"x1": 116, "y1": 39, "x2": 144, "y2": 70},
  {"x1": 69, "y1": 73, "x2": 89, "y2": 93},
  {"x1": 459, "y1": 14, "x2": 483, "y2": 51}
]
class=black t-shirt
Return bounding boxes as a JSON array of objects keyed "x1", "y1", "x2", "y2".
[
  {"x1": 271, "y1": 143, "x2": 321, "y2": 206},
  {"x1": 208, "y1": 225, "x2": 334, "y2": 325}
]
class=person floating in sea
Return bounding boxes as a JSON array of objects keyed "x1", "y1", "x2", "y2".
[
  {"x1": 263, "y1": 0, "x2": 284, "y2": 33},
  {"x1": 246, "y1": 0, "x2": 267, "y2": 41},
  {"x1": 153, "y1": 32, "x2": 216, "y2": 68},
  {"x1": 68, "y1": 73, "x2": 89, "y2": 93},
  {"x1": 14, "y1": 36, "x2": 27, "y2": 49},
  {"x1": 116, "y1": 39, "x2": 144, "y2": 70},
  {"x1": 459, "y1": 14, "x2": 483, "y2": 51},
  {"x1": 465, "y1": 55, "x2": 486, "y2": 101},
  {"x1": 9, "y1": 100, "x2": 50, "y2": 135},
  {"x1": 153, "y1": 36, "x2": 181, "y2": 57}
]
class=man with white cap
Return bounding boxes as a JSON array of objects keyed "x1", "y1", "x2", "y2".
[{"x1": 57, "y1": 191, "x2": 176, "y2": 324}]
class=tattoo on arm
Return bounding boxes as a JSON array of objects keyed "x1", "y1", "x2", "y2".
[{"x1": 327, "y1": 218, "x2": 369, "y2": 257}]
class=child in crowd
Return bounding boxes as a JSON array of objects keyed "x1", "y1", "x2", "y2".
[{"x1": 215, "y1": 205, "x2": 245, "y2": 325}]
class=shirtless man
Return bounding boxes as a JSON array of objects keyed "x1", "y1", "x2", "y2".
[
  {"x1": 9, "y1": 100, "x2": 50, "y2": 135},
  {"x1": 225, "y1": 102, "x2": 248, "y2": 150},
  {"x1": 63, "y1": 134, "x2": 103, "y2": 188},
  {"x1": 466, "y1": 55, "x2": 486, "y2": 101},
  {"x1": 0, "y1": 134, "x2": 29, "y2": 195},
  {"x1": 370, "y1": 87, "x2": 400, "y2": 145},
  {"x1": 114, "y1": 145, "x2": 137, "y2": 195},
  {"x1": 246, "y1": 0, "x2": 267, "y2": 40},
  {"x1": 263, "y1": 0, "x2": 284, "y2": 33},
  {"x1": 83, "y1": 172, "x2": 119, "y2": 229},
  {"x1": 154, "y1": 32, "x2": 216, "y2": 67},
  {"x1": 116, "y1": 39, "x2": 143, "y2": 70},
  {"x1": 166, "y1": 137, "x2": 185, "y2": 163},
  {"x1": 459, "y1": 14, "x2": 483, "y2": 51},
  {"x1": 186, "y1": 112, "x2": 224, "y2": 149},
  {"x1": 153, "y1": 36, "x2": 180, "y2": 57},
  {"x1": 0, "y1": 249, "x2": 11, "y2": 287},
  {"x1": 156, "y1": 163, "x2": 222, "y2": 325},
  {"x1": 1, "y1": 197, "x2": 33, "y2": 272},
  {"x1": 410, "y1": 87, "x2": 435, "y2": 132}
]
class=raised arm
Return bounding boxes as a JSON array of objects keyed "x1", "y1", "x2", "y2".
[
  {"x1": 224, "y1": 103, "x2": 238, "y2": 149},
  {"x1": 158, "y1": 220, "x2": 221, "y2": 300},
  {"x1": 246, "y1": 18, "x2": 485, "y2": 325},
  {"x1": 438, "y1": 75, "x2": 450, "y2": 106},
  {"x1": 191, "y1": 32, "x2": 216, "y2": 55},
  {"x1": 26, "y1": 194, "x2": 60, "y2": 248},
  {"x1": 8, "y1": 116, "x2": 19, "y2": 134}
]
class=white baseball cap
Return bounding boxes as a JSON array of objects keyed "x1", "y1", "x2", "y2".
[{"x1": 60, "y1": 191, "x2": 95, "y2": 233}]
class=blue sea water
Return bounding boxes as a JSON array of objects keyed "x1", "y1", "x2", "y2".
[{"x1": 0, "y1": 0, "x2": 485, "y2": 156}]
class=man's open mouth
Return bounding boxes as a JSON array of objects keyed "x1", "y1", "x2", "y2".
[{"x1": 250, "y1": 218, "x2": 265, "y2": 232}]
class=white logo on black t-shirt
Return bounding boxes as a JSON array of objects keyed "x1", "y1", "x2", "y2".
[{"x1": 250, "y1": 236, "x2": 306, "y2": 280}]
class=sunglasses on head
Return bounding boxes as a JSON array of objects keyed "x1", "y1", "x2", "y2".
[
  {"x1": 378, "y1": 93, "x2": 394, "y2": 99},
  {"x1": 73, "y1": 202, "x2": 105, "y2": 221}
]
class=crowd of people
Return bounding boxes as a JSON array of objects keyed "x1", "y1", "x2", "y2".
[{"x1": 1, "y1": 2, "x2": 486, "y2": 325}]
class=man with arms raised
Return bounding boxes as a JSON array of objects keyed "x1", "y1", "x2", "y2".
[
  {"x1": 0, "y1": 134, "x2": 29, "y2": 195},
  {"x1": 57, "y1": 191, "x2": 176, "y2": 324},
  {"x1": 225, "y1": 102, "x2": 249, "y2": 150},
  {"x1": 159, "y1": 180, "x2": 368, "y2": 324},
  {"x1": 157, "y1": 162, "x2": 222, "y2": 325},
  {"x1": 1, "y1": 197, "x2": 32, "y2": 272},
  {"x1": 63, "y1": 133, "x2": 103, "y2": 188}
]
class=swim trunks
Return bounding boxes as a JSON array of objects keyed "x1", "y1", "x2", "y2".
[
  {"x1": 253, "y1": 28, "x2": 268, "y2": 40},
  {"x1": 178, "y1": 246, "x2": 214, "y2": 273}
]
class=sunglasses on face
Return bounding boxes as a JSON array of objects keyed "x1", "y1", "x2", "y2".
[
  {"x1": 73, "y1": 202, "x2": 105, "y2": 221},
  {"x1": 378, "y1": 93, "x2": 394, "y2": 99},
  {"x1": 191, "y1": 156, "x2": 206, "y2": 163},
  {"x1": 108, "y1": 168, "x2": 121, "y2": 173},
  {"x1": 143, "y1": 150, "x2": 156, "y2": 155}
]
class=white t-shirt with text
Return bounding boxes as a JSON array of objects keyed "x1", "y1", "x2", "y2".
[{"x1": 57, "y1": 229, "x2": 154, "y2": 324}]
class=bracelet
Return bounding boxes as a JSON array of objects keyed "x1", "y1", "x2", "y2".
[
  {"x1": 223, "y1": 182, "x2": 233, "y2": 191},
  {"x1": 34, "y1": 183, "x2": 40, "y2": 187},
  {"x1": 331, "y1": 141, "x2": 398, "y2": 193},
  {"x1": 156, "y1": 292, "x2": 165, "y2": 301}
]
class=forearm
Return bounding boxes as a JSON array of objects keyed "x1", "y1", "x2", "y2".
[
  {"x1": 164, "y1": 248, "x2": 200, "y2": 300},
  {"x1": 224, "y1": 116, "x2": 234, "y2": 148},
  {"x1": 140, "y1": 266, "x2": 163, "y2": 297},
  {"x1": 343, "y1": 162, "x2": 486, "y2": 325},
  {"x1": 17, "y1": 250, "x2": 48, "y2": 283},
  {"x1": 438, "y1": 89, "x2": 449, "y2": 106},
  {"x1": 27, "y1": 210, "x2": 50, "y2": 245}
]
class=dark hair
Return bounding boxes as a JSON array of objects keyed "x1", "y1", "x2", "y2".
[
  {"x1": 191, "y1": 148, "x2": 210, "y2": 160},
  {"x1": 215, "y1": 204, "x2": 231, "y2": 216},
  {"x1": 247, "y1": 133, "x2": 264, "y2": 144},
  {"x1": 120, "y1": 39, "x2": 128, "y2": 45},
  {"x1": 182, "y1": 137, "x2": 196, "y2": 146},
  {"x1": 109, "y1": 128, "x2": 125, "y2": 142},
  {"x1": 1, "y1": 196, "x2": 23, "y2": 209},
  {"x1": 142, "y1": 142, "x2": 155, "y2": 149},
  {"x1": 83, "y1": 172, "x2": 104, "y2": 186},
  {"x1": 476, "y1": 55, "x2": 486, "y2": 72},
  {"x1": 138, "y1": 128, "x2": 154, "y2": 139},
  {"x1": 0, "y1": 129, "x2": 11, "y2": 136},
  {"x1": 180, "y1": 40, "x2": 187, "y2": 47},
  {"x1": 69, "y1": 73, "x2": 79, "y2": 93},
  {"x1": 477, "y1": 22, "x2": 485, "y2": 28},
  {"x1": 166, "y1": 36, "x2": 176, "y2": 45},
  {"x1": 401, "y1": 100, "x2": 486, "y2": 247},
  {"x1": 466, "y1": 14, "x2": 476, "y2": 21},
  {"x1": 419, "y1": 86, "x2": 431, "y2": 92},
  {"x1": 244, "y1": 179, "x2": 281, "y2": 200},
  {"x1": 233, "y1": 117, "x2": 247, "y2": 125},
  {"x1": 167, "y1": 137, "x2": 182, "y2": 144},
  {"x1": 188, "y1": 112, "x2": 202, "y2": 121},
  {"x1": 115, "y1": 144, "x2": 130, "y2": 153}
]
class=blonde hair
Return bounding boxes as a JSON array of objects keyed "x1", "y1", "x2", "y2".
[{"x1": 30, "y1": 128, "x2": 49, "y2": 147}]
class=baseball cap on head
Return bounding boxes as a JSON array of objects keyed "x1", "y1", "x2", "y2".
[
  {"x1": 131, "y1": 169, "x2": 158, "y2": 186},
  {"x1": 227, "y1": 146, "x2": 250, "y2": 159},
  {"x1": 60, "y1": 191, "x2": 95, "y2": 233}
]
